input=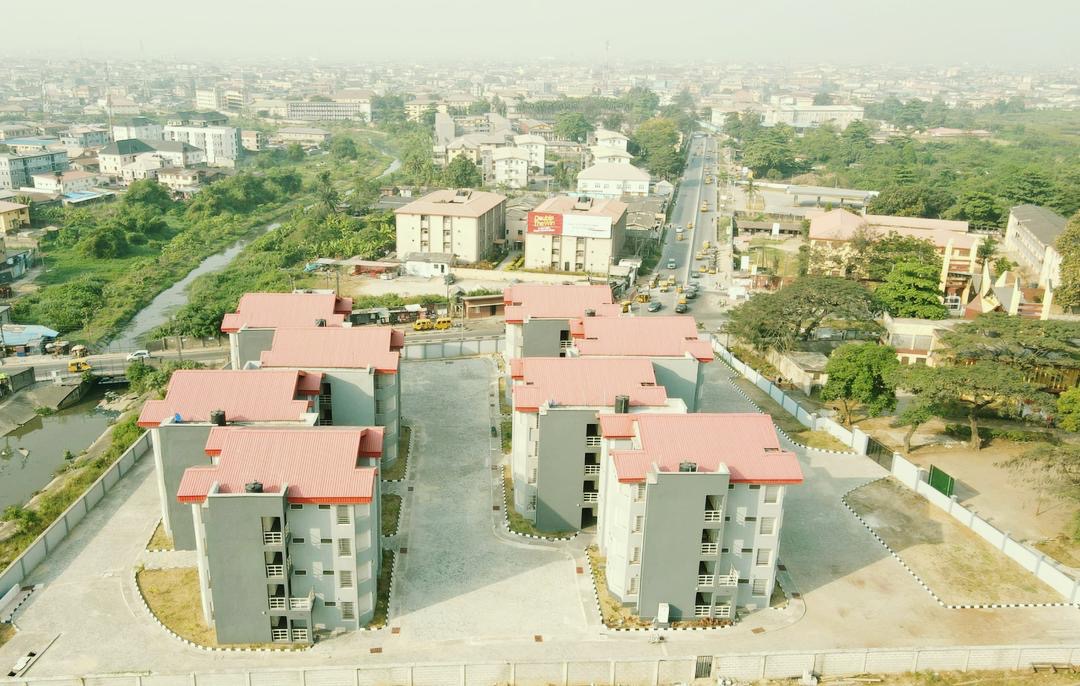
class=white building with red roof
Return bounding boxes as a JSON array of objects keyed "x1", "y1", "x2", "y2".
[
  {"x1": 253, "y1": 326, "x2": 405, "y2": 465},
  {"x1": 178, "y1": 427, "x2": 383, "y2": 644},
  {"x1": 137, "y1": 369, "x2": 322, "y2": 550},
  {"x1": 565, "y1": 315, "x2": 714, "y2": 411},
  {"x1": 502, "y1": 283, "x2": 621, "y2": 362},
  {"x1": 509, "y1": 357, "x2": 686, "y2": 532},
  {"x1": 523, "y1": 195, "x2": 628, "y2": 275},
  {"x1": 220, "y1": 291, "x2": 354, "y2": 369},
  {"x1": 597, "y1": 413, "x2": 802, "y2": 622}
]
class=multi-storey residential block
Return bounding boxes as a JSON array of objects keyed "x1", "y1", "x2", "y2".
[
  {"x1": 285, "y1": 100, "x2": 371, "y2": 122},
  {"x1": 1004, "y1": 204, "x2": 1067, "y2": 290},
  {"x1": 163, "y1": 125, "x2": 241, "y2": 165},
  {"x1": 566, "y1": 315, "x2": 713, "y2": 411},
  {"x1": 0, "y1": 200, "x2": 30, "y2": 232},
  {"x1": 0, "y1": 123, "x2": 36, "y2": 141},
  {"x1": 137, "y1": 370, "x2": 321, "y2": 550},
  {"x1": 98, "y1": 139, "x2": 156, "y2": 176},
  {"x1": 394, "y1": 189, "x2": 506, "y2": 264},
  {"x1": 576, "y1": 162, "x2": 650, "y2": 198},
  {"x1": 31, "y1": 170, "x2": 102, "y2": 194},
  {"x1": 590, "y1": 146, "x2": 633, "y2": 165},
  {"x1": 491, "y1": 147, "x2": 529, "y2": 188},
  {"x1": 112, "y1": 117, "x2": 163, "y2": 142},
  {"x1": 220, "y1": 291, "x2": 354, "y2": 369},
  {"x1": 597, "y1": 413, "x2": 802, "y2": 621},
  {"x1": 60, "y1": 125, "x2": 110, "y2": 148},
  {"x1": 593, "y1": 129, "x2": 629, "y2": 151},
  {"x1": 252, "y1": 326, "x2": 404, "y2": 466},
  {"x1": 0, "y1": 151, "x2": 68, "y2": 190},
  {"x1": 178, "y1": 426, "x2": 382, "y2": 644},
  {"x1": 241, "y1": 130, "x2": 269, "y2": 152},
  {"x1": 523, "y1": 195, "x2": 628, "y2": 274},
  {"x1": 503, "y1": 283, "x2": 621, "y2": 362},
  {"x1": 510, "y1": 357, "x2": 687, "y2": 531},
  {"x1": 275, "y1": 127, "x2": 332, "y2": 146},
  {"x1": 513, "y1": 134, "x2": 546, "y2": 171},
  {"x1": 762, "y1": 103, "x2": 864, "y2": 130}
]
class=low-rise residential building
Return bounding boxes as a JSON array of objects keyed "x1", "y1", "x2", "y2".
[
  {"x1": 597, "y1": 413, "x2": 802, "y2": 621},
  {"x1": 394, "y1": 189, "x2": 507, "y2": 264},
  {"x1": 285, "y1": 100, "x2": 371, "y2": 122},
  {"x1": 593, "y1": 129, "x2": 629, "y2": 151},
  {"x1": 491, "y1": 147, "x2": 529, "y2": 189},
  {"x1": 121, "y1": 155, "x2": 166, "y2": 183},
  {"x1": 31, "y1": 170, "x2": 101, "y2": 194},
  {"x1": 881, "y1": 313, "x2": 958, "y2": 366},
  {"x1": 513, "y1": 134, "x2": 546, "y2": 170},
  {"x1": 163, "y1": 125, "x2": 241, "y2": 165},
  {"x1": 137, "y1": 370, "x2": 322, "y2": 550},
  {"x1": 112, "y1": 117, "x2": 164, "y2": 142},
  {"x1": 503, "y1": 283, "x2": 621, "y2": 362},
  {"x1": 98, "y1": 139, "x2": 156, "y2": 177},
  {"x1": 241, "y1": 130, "x2": 269, "y2": 152},
  {"x1": 510, "y1": 357, "x2": 687, "y2": 531},
  {"x1": 763, "y1": 104, "x2": 864, "y2": 130},
  {"x1": 1003, "y1": 204, "x2": 1067, "y2": 289},
  {"x1": 167, "y1": 111, "x2": 230, "y2": 127},
  {"x1": 590, "y1": 146, "x2": 633, "y2": 165},
  {"x1": 0, "y1": 151, "x2": 69, "y2": 190},
  {"x1": 577, "y1": 162, "x2": 650, "y2": 198},
  {"x1": 566, "y1": 315, "x2": 713, "y2": 411},
  {"x1": 220, "y1": 291, "x2": 354, "y2": 369},
  {"x1": 0, "y1": 200, "x2": 30, "y2": 232},
  {"x1": 60, "y1": 125, "x2": 110, "y2": 148},
  {"x1": 157, "y1": 167, "x2": 221, "y2": 194},
  {"x1": 275, "y1": 127, "x2": 332, "y2": 146},
  {"x1": 523, "y1": 195, "x2": 628, "y2": 274},
  {"x1": 178, "y1": 426, "x2": 382, "y2": 643},
  {"x1": 0, "y1": 123, "x2": 35, "y2": 141},
  {"x1": 252, "y1": 326, "x2": 404, "y2": 466}
]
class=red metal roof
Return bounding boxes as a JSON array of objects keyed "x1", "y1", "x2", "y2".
[
  {"x1": 260, "y1": 327, "x2": 402, "y2": 373},
  {"x1": 570, "y1": 316, "x2": 714, "y2": 362},
  {"x1": 503, "y1": 284, "x2": 620, "y2": 324},
  {"x1": 203, "y1": 425, "x2": 383, "y2": 457},
  {"x1": 177, "y1": 427, "x2": 380, "y2": 505},
  {"x1": 137, "y1": 370, "x2": 315, "y2": 428},
  {"x1": 600, "y1": 413, "x2": 803, "y2": 485},
  {"x1": 512, "y1": 358, "x2": 668, "y2": 412},
  {"x1": 220, "y1": 292, "x2": 353, "y2": 333}
]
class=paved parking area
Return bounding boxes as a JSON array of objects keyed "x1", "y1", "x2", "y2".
[{"x1": 389, "y1": 358, "x2": 587, "y2": 641}]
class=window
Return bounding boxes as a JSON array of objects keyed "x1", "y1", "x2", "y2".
[
  {"x1": 323, "y1": 570, "x2": 335, "y2": 576},
  {"x1": 293, "y1": 537, "x2": 306, "y2": 544},
  {"x1": 759, "y1": 517, "x2": 776, "y2": 536},
  {"x1": 319, "y1": 504, "x2": 331, "y2": 510},
  {"x1": 632, "y1": 515, "x2": 644, "y2": 533},
  {"x1": 628, "y1": 576, "x2": 638, "y2": 594},
  {"x1": 295, "y1": 570, "x2": 307, "y2": 576},
  {"x1": 289, "y1": 504, "x2": 303, "y2": 510},
  {"x1": 341, "y1": 602, "x2": 355, "y2": 620},
  {"x1": 324, "y1": 601, "x2": 336, "y2": 607},
  {"x1": 527, "y1": 494, "x2": 537, "y2": 512},
  {"x1": 755, "y1": 549, "x2": 771, "y2": 566},
  {"x1": 336, "y1": 506, "x2": 351, "y2": 525},
  {"x1": 631, "y1": 547, "x2": 641, "y2": 564},
  {"x1": 764, "y1": 486, "x2": 781, "y2": 504},
  {"x1": 338, "y1": 539, "x2": 351, "y2": 556},
  {"x1": 745, "y1": 516, "x2": 757, "y2": 522},
  {"x1": 320, "y1": 538, "x2": 332, "y2": 544},
  {"x1": 721, "y1": 548, "x2": 729, "y2": 554},
  {"x1": 748, "y1": 485, "x2": 761, "y2": 490},
  {"x1": 752, "y1": 579, "x2": 768, "y2": 596},
  {"x1": 741, "y1": 548, "x2": 753, "y2": 554},
  {"x1": 635, "y1": 483, "x2": 646, "y2": 501},
  {"x1": 339, "y1": 570, "x2": 353, "y2": 588}
]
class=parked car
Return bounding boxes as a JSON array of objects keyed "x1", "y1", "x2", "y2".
[
  {"x1": 666, "y1": 259, "x2": 677, "y2": 269},
  {"x1": 126, "y1": 350, "x2": 151, "y2": 361},
  {"x1": 674, "y1": 303, "x2": 689, "y2": 313},
  {"x1": 647, "y1": 301, "x2": 663, "y2": 313}
]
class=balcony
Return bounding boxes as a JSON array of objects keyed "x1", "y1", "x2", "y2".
[
  {"x1": 560, "y1": 340, "x2": 574, "y2": 350},
  {"x1": 265, "y1": 564, "x2": 285, "y2": 578},
  {"x1": 262, "y1": 530, "x2": 285, "y2": 545},
  {"x1": 700, "y1": 543, "x2": 718, "y2": 555},
  {"x1": 694, "y1": 605, "x2": 711, "y2": 618},
  {"x1": 716, "y1": 567, "x2": 739, "y2": 586},
  {"x1": 714, "y1": 604, "x2": 733, "y2": 619},
  {"x1": 291, "y1": 628, "x2": 309, "y2": 642},
  {"x1": 268, "y1": 597, "x2": 286, "y2": 610},
  {"x1": 585, "y1": 436, "x2": 601, "y2": 447},
  {"x1": 584, "y1": 464, "x2": 600, "y2": 475},
  {"x1": 271, "y1": 629, "x2": 290, "y2": 642},
  {"x1": 583, "y1": 492, "x2": 599, "y2": 503},
  {"x1": 696, "y1": 574, "x2": 713, "y2": 586},
  {"x1": 289, "y1": 596, "x2": 311, "y2": 611},
  {"x1": 704, "y1": 510, "x2": 722, "y2": 522}
]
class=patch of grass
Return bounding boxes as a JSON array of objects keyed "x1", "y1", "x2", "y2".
[
  {"x1": 498, "y1": 376, "x2": 512, "y2": 416},
  {"x1": 769, "y1": 577, "x2": 788, "y2": 609},
  {"x1": 136, "y1": 568, "x2": 289, "y2": 649},
  {"x1": 585, "y1": 546, "x2": 650, "y2": 629},
  {"x1": 502, "y1": 467, "x2": 575, "y2": 539},
  {"x1": 500, "y1": 417, "x2": 512, "y2": 453},
  {"x1": 381, "y1": 493, "x2": 401, "y2": 537},
  {"x1": 1033, "y1": 534, "x2": 1080, "y2": 569},
  {"x1": 368, "y1": 550, "x2": 394, "y2": 629},
  {"x1": 792, "y1": 429, "x2": 850, "y2": 452},
  {"x1": 0, "y1": 622, "x2": 14, "y2": 648},
  {"x1": 147, "y1": 521, "x2": 174, "y2": 551},
  {"x1": 381, "y1": 424, "x2": 410, "y2": 482}
]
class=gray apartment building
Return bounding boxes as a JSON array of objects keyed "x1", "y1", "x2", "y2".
[
  {"x1": 178, "y1": 426, "x2": 382, "y2": 644},
  {"x1": 565, "y1": 315, "x2": 714, "y2": 411},
  {"x1": 510, "y1": 357, "x2": 687, "y2": 531},
  {"x1": 252, "y1": 326, "x2": 405, "y2": 465},
  {"x1": 0, "y1": 150, "x2": 69, "y2": 190},
  {"x1": 220, "y1": 291, "x2": 354, "y2": 369},
  {"x1": 503, "y1": 283, "x2": 622, "y2": 362},
  {"x1": 597, "y1": 413, "x2": 802, "y2": 621},
  {"x1": 1003, "y1": 204, "x2": 1067, "y2": 290},
  {"x1": 137, "y1": 369, "x2": 321, "y2": 550}
]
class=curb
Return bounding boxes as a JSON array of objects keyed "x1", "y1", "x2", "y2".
[
  {"x1": 498, "y1": 467, "x2": 578, "y2": 542},
  {"x1": 840, "y1": 478, "x2": 1079, "y2": 611},
  {"x1": 381, "y1": 420, "x2": 414, "y2": 484},
  {"x1": 723, "y1": 376, "x2": 856, "y2": 456}
]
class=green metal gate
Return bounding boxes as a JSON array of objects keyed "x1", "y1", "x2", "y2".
[{"x1": 928, "y1": 465, "x2": 955, "y2": 497}]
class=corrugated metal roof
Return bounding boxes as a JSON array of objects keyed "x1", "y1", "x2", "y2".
[
  {"x1": 220, "y1": 292, "x2": 353, "y2": 333},
  {"x1": 394, "y1": 189, "x2": 506, "y2": 218},
  {"x1": 177, "y1": 427, "x2": 379, "y2": 504},
  {"x1": 601, "y1": 413, "x2": 803, "y2": 485},
  {"x1": 203, "y1": 425, "x2": 383, "y2": 457},
  {"x1": 512, "y1": 358, "x2": 668, "y2": 411},
  {"x1": 260, "y1": 327, "x2": 401, "y2": 373},
  {"x1": 137, "y1": 370, "x2": 314, "y2": 427},
  {"x1": 571, "y1": 316, "x2": 714, "y2": 362},
  {"x1": 1010, "y1": 204, "x2": 1067, "y2": 247},
  {"x1": 503, "y1": 283, "x2": 620, "y2": 323}
]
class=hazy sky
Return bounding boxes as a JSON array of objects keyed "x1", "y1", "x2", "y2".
[{"x1": 8, "y1": 0, "x2": 1079, "y2": 66}]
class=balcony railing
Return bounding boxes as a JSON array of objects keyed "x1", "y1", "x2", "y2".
[
  {"x1": 560, "y1": 340, "x2": 574, "y2": 350},
  {"x1": 584, "y1": 464, "x2": 600, "y2": 475},
  {"x1": 694, "y1": 605, "x2": 711, "y2": 618},
  {"x1": 700, "y1": 543, "x2": 718, "y2": 555},
  {"x1": 263, "y1": 531, "x2": 283, "y2": 545},
  {"x1": 268, "y1": 597, "x2": 286, "y2": 610},
  {"x1": 271, "y1": 629, "x2": 289, "y2": 641},
  {"x1": 583, "y1": 492, "x2": 599, "y2": 503},
  {"x1": 704, "y1": 510, "x2": 722, "y2": 522},
  {"x1": 265, "y1": 564, "x2": 285, "y2": 578},
  {"x1": 696, "y1": 574, "x2": 713, "y2": 586},
  {"x1": 289, "y1": 596, "x2": 311, "y2": 611},
  {"x1": 585, "y1": 436, "x2": 601, "y2": 447},
  {"x1": 292, "y1": 629, "x2": 309, "y2": 642},
  {"x1": 716, "y1": 568, "x2": 739, "y2": 586},
  {"x1": 714, "y1": 604, "x2": 733, "y2": 619}
]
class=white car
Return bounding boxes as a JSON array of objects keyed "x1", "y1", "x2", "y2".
[{"x1": 126, "y1": 350, "x2": 151, "y2": 361}]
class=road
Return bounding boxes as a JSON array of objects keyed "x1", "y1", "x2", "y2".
[{"x1": 0, "y1": 346, "x2": 229, "y2": 376}]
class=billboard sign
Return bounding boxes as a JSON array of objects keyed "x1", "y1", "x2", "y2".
[
  {"x1": 563, "y1": 214, "x2": 612, "y2": 239},
  {"x1": 527, "y1": 211, "x2": 563, "y2": 235}
]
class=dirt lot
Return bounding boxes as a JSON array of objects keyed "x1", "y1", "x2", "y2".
[
  {"x1": 758, "y1": 670, "x2": 1080, "y2": 686},
  {"x1": 846, "y1": 478, "x2": 1062, "y2": 606}
]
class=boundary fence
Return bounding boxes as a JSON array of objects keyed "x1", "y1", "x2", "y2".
[
  {"x1": 401, "y1": 335, "x2": 503, "y2": 360},
  {"x1": 1, "y1": 645, "x2": 1078, "y2": 686}
]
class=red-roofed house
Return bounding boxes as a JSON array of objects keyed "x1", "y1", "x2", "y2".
[
  {"x1": 255, "y1": 327, "x2": 405, "y2": 465},
  {"x1": 566, "y1": 315, "x2": 713, "y2": 411},
  {"x1": 596, "y1": 413, "x2": 802, "y2": 622},
  {"x1": 510, "y1": 357, "x2": 686, "y2": 532},
  {"x1": 178, "y1": 427, "x2": 382, "y2": 644},
  {"x1": 220, "y1": 292, "x2": 354, "y2": 369},
  {"x1": 502, "y1": 283, "x2": 621, "y2": 362},
  {"x1": 137, "y1": 369, "x2": 320, "y2": 551}
]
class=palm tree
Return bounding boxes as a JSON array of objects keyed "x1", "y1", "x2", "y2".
[
  {"x1": 744, "y1": 175, "x2": 759, "y2": 210},
  {"x1": 313, "y1": 171, "x2": 340, "y2": 213}
]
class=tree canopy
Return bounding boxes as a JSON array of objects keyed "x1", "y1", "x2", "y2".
[
  {"x1": 1056, "y1": 211, "x2": 1080, "y2": 311},
  {"x1": 442, "y1": 156, "x2": 483, "y2": 189},
  {"x1": 874, "y1": 261, "x2": 949, "y2": 319},
  {"x1": 821, "y1": 343, "x2": 900, "y2": 425},
  {"x1": 631, "y1": 118, "x2": 683, "y2": 180},
  {"x1": 554, "y1": 112, "x2": 593, "y2": 143}
]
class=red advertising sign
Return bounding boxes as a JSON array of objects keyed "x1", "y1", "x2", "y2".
[{"x1": 527, "y1": 211, "x2": 563, "y2": 235}]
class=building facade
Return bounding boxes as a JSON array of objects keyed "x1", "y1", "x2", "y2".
[
  {"x1": 523, "y1": 195, "x2": 628, "y2": 274},
  {"x1": 31, "y1": 170, "x2": 101, "y2": 194},
  {"x1": 220, "y1": 291, "x2": 355, "y2": 370},
  {"x1": 98, "y1": 139, "x2": 156, "y2": 176},
  {"x1": 1003, "y1": 204, "x2": 1067, "y2": 289},
  {"x1": 0, "y1": 201, "x2": 30, "y2": 232},
  {"x1": 513, "y1": 134, "x2": 546, "y2": 171},
  {"x1": 163, "y1": 125, "x2": 241, "y2": 165},
  {"x1": 502, "y1": 283, "x2": 621, "y2": 363},
  {"x1": 491, "y1": 147, "x2": 529, "y2": 189},
  {"x1": 241, "y1": 130, "x2": 269, "y2": 152},
  {"x1": 0, "y1": 151, "x2": 69, "y2": 190},
  {"x1": 394, "y1": 189, "x2": 507, "y2": 264},
  {"x1": 576, "y1": 162, "x2": 650, "y2": 198},
  {"x1": 112, "y1": 118, "x2": 163, "y2": 142},
  {"x1": 286, "y1": 100, "x2": 371, "y2": 122}
]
